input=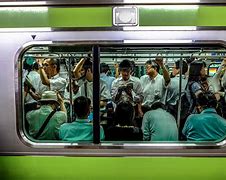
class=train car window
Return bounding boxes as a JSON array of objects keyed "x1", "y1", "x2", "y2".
[
  {"x1": 22, "y1": 45, "x2": 95, "y2": 142},
  {"x1": 99, "y1": 45, "x2": 226, "y2": 143},
  {"x1": 20, "y1": 44, "x2": 226, "y2": 145}
]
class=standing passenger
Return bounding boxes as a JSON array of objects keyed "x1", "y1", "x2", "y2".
[
  {"x1": 73, "y1": 58, "x2": 111, "y2": 107},
  {"x1": 38, "y1": 58, "x2": 67, "y2": 96},
  {"x1": 166, "y1": 60, "x2": 188, "y2": 117},
  {"x1": 140, "y1": 57, "x2": 170, "y2": 113},
  {"x1": 111, "y1": 59, "x2": 143, "y2": 104},
  {"x1": 28, "y1": 58, "x2": 67, "y2": 101},
  {"x1": 100, "y1": 63, "x2": 115, "y2": 91}
]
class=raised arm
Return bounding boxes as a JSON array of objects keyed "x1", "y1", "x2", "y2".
[
  {"x1": 73, "y1": 58, "x2": 85, "y2": 80},
  {"x1": 155, "y1": 57, "x2": 170, "y2": 86},
  {"x1": 38, "y1": 59, "x2": 50, "y2": 86}
]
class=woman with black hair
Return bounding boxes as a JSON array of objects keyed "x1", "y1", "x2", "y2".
[
  {"x1": 186, "y1": 60, "x2": 209, "y2": 114},
  {"x1": 105, "y1": 101, "x2": 143, "y2": 141}
]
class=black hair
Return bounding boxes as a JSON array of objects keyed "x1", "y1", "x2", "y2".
[
  {"x1": 130, "y1": 60, "x2": 136, "y2": 74},
  {"x1": 74, "y1": 96, "x2": 91, "y2": 118},
  {"x1": 32, "y1": 62, "x2": 39, "y2": 71},
  {"x1": 114, "y1": 101, "x2": 135, "y2": 126},
  {"x1": 100, "y1": 63, "x2": 110, "y2": 74},
  {"x1": 119, "y1": 59, "x2": 132, "y2": 70},
  {"x1": 150, "y1": 102, "x2": 165, "y2": 110},
  {"x1": 82, "y1": 57, "x2": 93, "y2": 72},
  {"x1": 145, "y1": 60, "x2": 160, "y2": 73},
  {"x1": 188, "y1": 60, "x2": 206, "y2": 82},
  {"x1": 175, "y1": 60, "x2": 188, "y2": 75},
  {"x1": 196, "y1": 93, "x2": 217, "y2": 109}
]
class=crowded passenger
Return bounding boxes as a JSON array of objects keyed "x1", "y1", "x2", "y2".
[
  {"x1": 73, "y1": 57, "x2": 111, "y2": 108},
  {"x1": 105, "y1": 101, "x2": 143, "y2": 141},
  {"x1": 182, "y1": 92, "x2": 226, "y2": 141},
  {"x1": 140, "y1": 57, "x2": 171, "y2": 113},
  {"x1": 100, "y1": 62, "x2": 115, "y2": 91},
  {"x1": 111, "y1": 59, "x2": 144, "y2": 119},
  {"x1": 28, "y1": 58, "x2": 67, "y2": 101},
  {"x1": 59, "y1": 96, "x2": 105, "y2": 141},
  {"x1": 111, "y1": 59, "x2": 143, "y2": 104},
  {"x1": 166, "y1": 60, "x2": 188, "y2": 118},
  {"x1": 24, "y1": 61, "x2": 41, "y2": 104},
  {"x1": 142, "y1": 102, "x2": 178, "y2": 141},
  {"x1": 26, "y1": 91, "x2": 67, "y2": 140}
]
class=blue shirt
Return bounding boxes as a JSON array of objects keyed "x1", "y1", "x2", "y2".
[
  {"x1": 167, "y1": 75, "x2": 188, "y2": 106},
  {"x1": 59, "y1": 118, "x2": 105, "y2": 142},
  {"x1": 182, "y1": 108, "x2": 226, "y2": 141},
  {"x1": 100, "y1": 73, "x2": 115, "y2": 91},
  {"x1": 142, "y1": 108, "x2": 178, "y2": 141}
]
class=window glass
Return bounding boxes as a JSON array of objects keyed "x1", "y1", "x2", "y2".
[
  {"x1": 22, "y1": 45, "x2": 94, "y2": 142},
  {"x1": 99, "y1": 45, "x2": 226, "y2": 142},
  {"x1": 21, "y1": 44, "x2": 226, "y2": 144}
]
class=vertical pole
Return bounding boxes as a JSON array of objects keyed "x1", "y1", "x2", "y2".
[
  {"x1": 177, "y1": 58, "x2": 183, "y2": 129},
  {"x1": 68, "y1": 57, "x2": 73, "y2": 123},
  {"x1": 93, "y1": 45, "x2": 100, "y2": 144}
]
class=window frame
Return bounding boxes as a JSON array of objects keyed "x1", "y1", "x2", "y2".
[{"x1": 18, "y1": 40, "x2": 226, "y2": 150}]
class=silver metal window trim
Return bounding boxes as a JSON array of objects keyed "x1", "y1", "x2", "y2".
[
  {"x1": 16, "y1": 39, "x2": 226, "y2": 154},
  {"x1": 1, "y1": 0, "x2": 226, "y2": 7}
]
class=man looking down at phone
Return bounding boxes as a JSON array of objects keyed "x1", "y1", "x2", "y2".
[{"x1": 111, "y1": 59, "x2": 144, "y2": 109}]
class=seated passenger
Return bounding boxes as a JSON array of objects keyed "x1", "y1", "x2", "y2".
[
  {"x1": 105, "y1": 101, "x2": 143, "y2": 141},
  {"x1": 26, "y1": 91, "x2": 67, "y2": 140},
  {"x1": 142, "y1": 102, "x2": 178, "y2": 141},
  {"x1": 182, "y1": 93, "x2": 226, "y2": 141},
  {"x1": 59, "y1": 96, "x2": 105, "y2": 141}
]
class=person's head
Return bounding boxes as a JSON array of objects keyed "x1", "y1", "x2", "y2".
[
  {"x1": 74, "y1": 96, "x2": 91, "y2": 119},
  {"x1": 150, "y1": 102, "x2": 165, "y2": 111},
  {"x1": 82, "y1": 58, "x2": 93, "y2": 82},
  {"x1": 145, "y1": 60, "x2": 159, "y2": 78},
  {"x1": 119, "y1": 59, "x2": 132, "y2": 81},
  {"x1": 23, "y1": 57, "x2": 35, "y2": 72},
  {"x1": 39, "y1": 91, "x2": 60, "y2": 109},
  {"x1": 172, "y1": 60, "x2": 188, "y2": 76},
  {"x1": 188, "y1": 60, "x2": 206, "y2": 82},
  {"x1": 43, "y1": 58, "x2": 60, "y2": 78},
  {"x1": 100, "y1": 63, "x2": 110, "y2": 75},
  {"x1": 114, "y1": 101, "x2": 135, "y2": 126},
  {"x1": 130, "y1": 60, "x2": 136, "y2": 76},
  {"x1": 32, "y1": 62, "x2": 39, "y2": 71},
  {"x1": 196, "y1": 93, "x2": 217, "y2": 113}
]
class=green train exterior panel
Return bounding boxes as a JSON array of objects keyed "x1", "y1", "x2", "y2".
[
  {"x1": 1, "y1": 156, "x2": 226, "y2": 180},
  {"x1": 0, "y1": 6, "x2": 226, "y2": 28}
]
